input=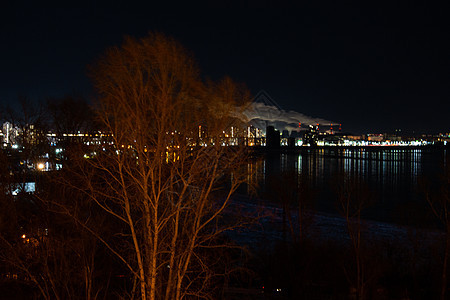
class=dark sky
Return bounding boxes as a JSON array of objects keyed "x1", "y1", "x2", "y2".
[{"x1": 1, "y1": 1, "x2": 449, "y2": 134}]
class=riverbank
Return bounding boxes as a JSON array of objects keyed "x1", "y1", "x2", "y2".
[{"x1": 223, "y1": 195, "x2": 446, "y2": 299}]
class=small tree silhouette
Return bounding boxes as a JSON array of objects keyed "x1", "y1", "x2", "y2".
[
  {"x1": 334, "y1": 172, "x2": 371, "y2": 300},
  {"x1": 422, "y1": 162, "x2": 450, "y2": 300}
]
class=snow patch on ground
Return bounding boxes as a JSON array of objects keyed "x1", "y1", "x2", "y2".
[{"x1": 225, "y1": 194, "x2": 443, "y2": 249}]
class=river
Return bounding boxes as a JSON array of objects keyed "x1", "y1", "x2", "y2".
[{"x1": 245, "y1": 146, "x2": 449, "y2": 227}]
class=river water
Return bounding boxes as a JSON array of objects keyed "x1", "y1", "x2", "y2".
[{"x1": 246, "y1": 147, "x2": 449, "y2": 227}]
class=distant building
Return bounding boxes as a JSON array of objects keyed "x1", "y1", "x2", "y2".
[
  {"x1": 2, "y1": 122, "x2": 20, "y2": 145},
  {"x1": 367, "y1": 134, "x2": 384, "y2": 142},
  {"x1": 266, "y1": 126, "x2": 280, "y2": 148},
  {"x1": 303, "y1": 125, "x2": 318, "y2": 146}
]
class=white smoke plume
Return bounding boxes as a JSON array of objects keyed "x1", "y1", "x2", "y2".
[{"x1": 242, "y1": 102, "x2": 338, "y2": 132}]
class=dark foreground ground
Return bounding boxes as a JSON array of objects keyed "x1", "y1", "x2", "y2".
[
  {"x1": 0, "y1": 196, "x2": 445, "y2": 299},
  {"x1": 223, "y1": 195, "x2": 447, "y2": 299}
]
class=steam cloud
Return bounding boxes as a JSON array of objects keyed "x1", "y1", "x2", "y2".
[{"x1": 242, "y1": 102, "x2": 338, "y2": 132}]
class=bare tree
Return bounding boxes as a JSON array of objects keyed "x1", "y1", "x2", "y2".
[
  {"x1": 422, "y1": 163, "x2": 450, "y2": 300},
  {"x1": 45, "y1": 95, "x2": 96, "y2": 169},
  {"x1": 265, "y1": 169, "x2": 314, "y2": 244},
  {"x1": 0, "y1": 101, "x2": 83, "y2": 299},
  {"x1": 0, "y1": 152, "x2": 106, "y2": 300},
  {"x1": 334, "y1": 172, "x2": 371, "y2": 300},
  {"x1": 46, "y1": 96, "x2": 94, "y2": 136},
  {"x1": 2, "y1": 96, "x2": 49, "y2": 151},
  {"x1": 61, "y1": 32, "x2": 251, "y2": 300},
  {"x1": 295, "y1": 172, "x2": 314, "y2": 242}
]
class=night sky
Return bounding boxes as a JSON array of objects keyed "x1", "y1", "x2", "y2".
[{"x1": 1, "y1": 1, "x2": 449, "y2": 134}]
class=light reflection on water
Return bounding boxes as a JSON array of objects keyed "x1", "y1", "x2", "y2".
[{"x1": 247, "y1": 148, "x2": 448, "y2": 225}]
